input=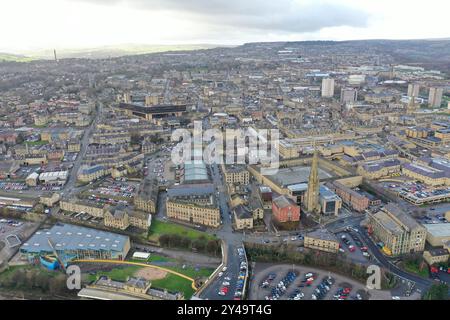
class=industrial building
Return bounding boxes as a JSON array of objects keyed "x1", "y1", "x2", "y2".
[
  {"x1": 423, "y1": 223, "x2": 450, "y2": 247},
  {"x1": 20, "y1": 224, "x2": 131, "y2": 262},
  {"x1": 368, "y1": 203, "x2": 426, "y2": 256}
]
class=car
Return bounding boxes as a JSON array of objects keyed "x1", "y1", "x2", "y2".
[
  {"x1": 218, "y1": 272, "x2": 223, "y2": 277},
  {"x1": 392, "y1": 296, "x2": 400, "y2": 300},
  {"x1": 338, "y1": 248, "x2": 345, "y2": 253},
  {"x1": 222, "y1": 267, "x2": 228, "y2": 272},
  {"x1": 224, "y1": 276, "x2": 231, "y2": 281},
  {"x1": 222, "y1": 281, "x2": 230, "y2": 286},
  {"x1": 349, "y1": 245, "x2": 356, "y2": 252}
]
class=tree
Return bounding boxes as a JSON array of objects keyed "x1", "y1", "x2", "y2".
[{"x1": 423, "y1": 284, "x2": 449, "y2": 300}]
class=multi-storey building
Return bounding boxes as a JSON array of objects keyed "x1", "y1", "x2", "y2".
[
  {"x1": 166, "y1": 183, "x2": 220, "y2": 228},
  {"x1": 368, "y1": 203, "x2": 426, "y2": 256}
]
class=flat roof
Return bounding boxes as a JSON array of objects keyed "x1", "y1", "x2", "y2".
[
  {"x1": 21, "y1": 224, "x2": 129, "y2": 254},
  {"x1": 268, "y1": 165, "x2": 333, "y2": 187},
  {"x1": 424, "y1": 223, "x2": 450, "y2": 237}
]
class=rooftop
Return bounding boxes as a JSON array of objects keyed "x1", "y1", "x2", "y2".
[{"x1": 21, "y1": 224, "x2": 129, "y2": 254}]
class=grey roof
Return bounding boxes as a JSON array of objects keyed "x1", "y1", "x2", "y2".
[
  {"x1": 234, "y1": 204, "x2": 253, "y2": 220},
  {"x1": 182, "y1": 161, "x2": 209, "y2": 183},
  {"x1": 167, "y1": 183, "x2": 215, "y2": 198},
  {"x1": 21, "y1": 224, "x2": 129, "y2": 254},
  {"x1": 306, "y1": 229, "x2": 338, "y2": 242},
  {"x1": 273, "y1": 195, "x2": 296, "y2": 209},
  {"x1": 423, "y1": 223, "x2": 450, "y2": 238},
  {"x1": 384, "y1": 203, "x2": 421, "y2": 231}
]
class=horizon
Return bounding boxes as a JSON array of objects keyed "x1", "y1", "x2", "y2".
[
  {"x1": 1, "y1": 0, "x2": 449, "y2": 53},
  {"x1": 3, "y1": 37, "x2": 450, "y2": 58}
]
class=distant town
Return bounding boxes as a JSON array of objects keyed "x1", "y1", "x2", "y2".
[{"x1": 0, "y1": 39, "x2": 449, "y2": 301}]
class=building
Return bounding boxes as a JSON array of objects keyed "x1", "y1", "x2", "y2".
[
  {"x1": 39, "y1": 171, "x2": 68, "y2": 186},
  {"x1": 118, "y1": 103, "x2": 186, "y2": 121},
  {"x1": 180, "y1": 161, "x2": 210, "y2": 184},
  {"x1": 357, "y1": 159, "x2": 401, "y2": 179},
  {"x1": 78, "y1": 165, "x2": 109, "y2": 183},
  {"x1": 326, "y1": 181, "x2": 369, "y2": 212},
  {"x1": 272, "y1": 195, "x2": 300, "y2": 223},
  {"x1": 25, "y1": 172, "x2": 39, "y2": 187},
  {"x1": 423, "y1": 223, "x2": 450, "y2": 247},
  {"x1": 407, "y1": 83, "x2": 420, "y2": 98},
  {"x1": 321, "y1": 78, "x2": 335, "y2": 98},
  {"x1": 428, "y1": 87, "x2": 443, "y2": 108},
  {"x1": 368, "y1": 203, "x2": 426, "y2": 256},
  {"x1": 20, "y1": 224, "x2": 131, "y2": 261},
  {"x1": 39, "y1": 193, "x2": 60, "y2": 208},
  {"x1": 79, "y1": 276, "x2": 183, "y2": 300},
  {"x1": 305, "y1": 149, "x2": 320, "y2": 213},
  {"x1": 233, "y1": 205, "x2": 253, "y2": 230},
  {"x1": 60, "y1": 199, "x2": 104, "y2": 218},
  {"x1": 166, "y1": 183, "x2": 220, "y2": 228},
  {"x1": 134, "y1": 179, "x2": 159, "y2": 214},
  {"x1": 223, "y1": 165, "x2": 249, "y2": 185},
  {"x1": 104, "y1": 206, "x2": 152, "y2": 231},
  {"x1": 304, "y1": 229, "x2": 340, "y2": 253},
  {"x1": 423, "y1": 248, "x2": 449, "y2": 266},
  {"x1": 340, "y1": 88, "x2": 358, "y2": 104},
  {"x1": 402, "y1": 162, "x2": 447, "y2": 186},
  {"x1": 319, "y1": 185, "x2": 342, "y2": 216},
  {"x1": 278, "y1": 140, "x2": 298, "y2": 159}
]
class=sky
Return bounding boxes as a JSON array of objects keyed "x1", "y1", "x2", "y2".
[{"x1": 1, "y1": 0, "x2": 449, "y2": 53}]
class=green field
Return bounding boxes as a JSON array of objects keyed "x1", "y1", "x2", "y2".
[
  {"x1": 0, "y1": 54, "x2": 34, "y2": 62},
  {"x1": 86, "y1": 265, "x2": 142, "y2": 283},
  {"x1": 23, "y1": 140, "x2": 48, "y2": 146},
  {"x1": 148, "y1": 220, "x2": 216, "y2": 242},
  {"x1": 151, "y1": 274, "x2": 195, "y2": 299},
  {"x1": 403, "y1": 260, "x2": 429, "y2": 278}
]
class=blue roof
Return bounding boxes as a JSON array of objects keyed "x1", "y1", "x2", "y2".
[{"x1": 21, "y1": 224, "x2": 129, "y2": 254}]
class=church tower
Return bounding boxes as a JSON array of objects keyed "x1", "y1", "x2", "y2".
[{"x1": 305, "y1": 147, "x2": 320, "y2": 213}]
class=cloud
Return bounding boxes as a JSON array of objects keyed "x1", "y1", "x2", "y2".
[{"x1": 70, "y1": 0, "x2": 370, "y2": 34}]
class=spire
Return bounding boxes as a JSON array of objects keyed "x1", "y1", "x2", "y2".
[{"x1": 305, "y1": 143, "x2": 320, "y2": 213}]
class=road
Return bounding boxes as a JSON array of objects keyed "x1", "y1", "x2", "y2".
[
  {"x1": 63, "y1": 102, "x2": 102, "y2": 198},
  {"x1": 358, "y1": 229, "x2": 433, "y2": 291},
  {"x1": 198, "y1": 163, "x2": 247, "y2": 300}
]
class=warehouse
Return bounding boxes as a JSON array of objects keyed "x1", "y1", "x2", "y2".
[
  {"x1": 424, "y1": 223, "x2": 450, "y2": 247},
  {"x1": 20, "y1": 224, "x2": 131, "y2": 262},
  {"x1": 39, "y1": 171, "x2": 68, "y2": 186}
]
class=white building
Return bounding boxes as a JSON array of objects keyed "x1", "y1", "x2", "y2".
[
  {"x1": 39, "y1": 171, "x2": 68, "y2": 186},
  {"x1": 321, "y1": 78, "x2": 335, "y2": 98}
]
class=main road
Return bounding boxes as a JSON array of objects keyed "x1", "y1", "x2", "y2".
[
  {"x1": 198, "y1": 163, "x2": 246, "y2": 300},
  {"x1": 63, "y1": 102, "x2": 103, "y2": 197}
]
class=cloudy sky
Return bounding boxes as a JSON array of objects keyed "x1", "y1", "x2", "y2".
[{"x1": 1, "y1": 0, "x2": 449, "y2": 53}]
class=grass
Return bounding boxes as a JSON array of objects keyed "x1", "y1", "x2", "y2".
[
  {"x1": 164, "y1": 265, "x2": 214, "y2": 279},
  {"x1": 86, "y1": 265, "x2": 143, "y2": 283},
  {"x1": 23, "y1": 140, "x2": 48, "y2": 146},
  {"x1": 403, "y1": 260, "x2": 429, "y2": 278},
  {"x1": 148, "y1": 220, "x2": 216, "y2": 242},
  {"x1": 0, "y1": 265, "x2": 58, "y2": 282},
  {"x1": 151, "y1": 274, "x2": 195, "y2": 299}
]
